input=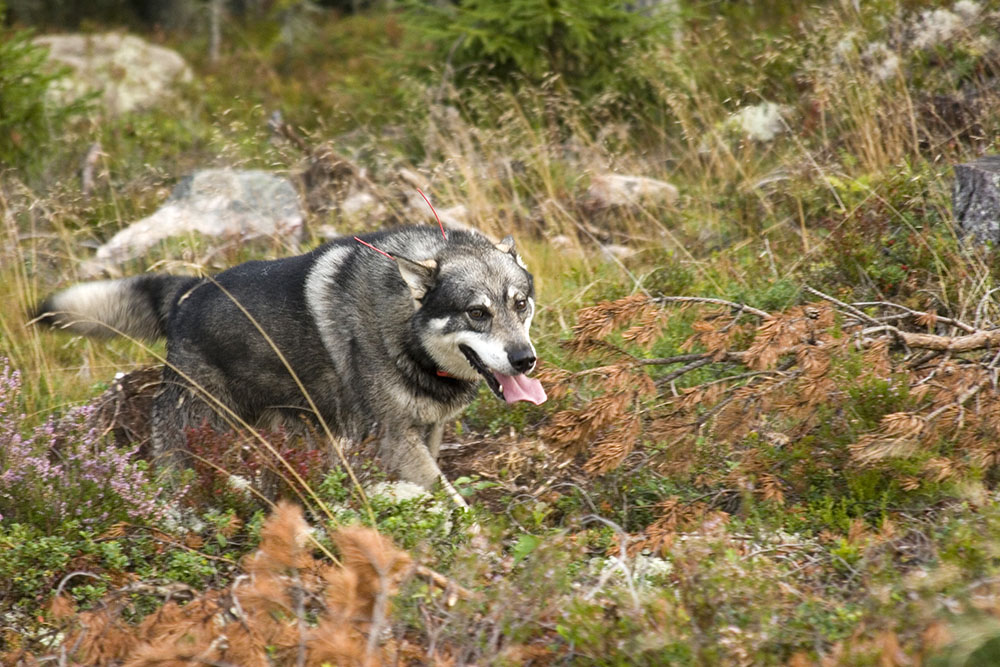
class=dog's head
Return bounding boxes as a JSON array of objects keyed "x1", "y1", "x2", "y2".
[{"x1": 397, "y1": 234, "x2": 545, "y2": 405}]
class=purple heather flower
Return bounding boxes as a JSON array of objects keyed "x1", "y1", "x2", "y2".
[{"x1": 0, "y1": 357, "x2": 173, "y2": 528}]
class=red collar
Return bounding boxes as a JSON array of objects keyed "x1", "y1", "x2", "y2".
[{"x1": 436, "y1": 369, "x2": 455, "y2": 378}]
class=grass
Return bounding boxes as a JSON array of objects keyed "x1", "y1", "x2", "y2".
[{"x1": 4, "y1": 0, "x2": 1000, "y2": 664}]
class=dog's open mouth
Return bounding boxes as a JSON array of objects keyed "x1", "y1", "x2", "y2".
[{"x1": 459, "y1": 345, "x2": 547, "y2": 405}]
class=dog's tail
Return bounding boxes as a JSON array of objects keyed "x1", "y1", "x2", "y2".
[{"x1": 33, "y1": 275, "x2": 196, "y2": 341}]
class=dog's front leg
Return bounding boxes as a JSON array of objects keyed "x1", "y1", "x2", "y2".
[
  {"x1": 379, "y1": 427, "x2": 467, "y2": 507},
  {"x1": 426, "y1": 422, "x2": 444, "y2": 460}
]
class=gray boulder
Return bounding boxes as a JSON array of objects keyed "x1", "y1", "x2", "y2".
[
  {"x1": 953, "y1": 156, "x2": 1000, "y2": 245},
  {"x1": 587, "y1": 173, "x2": 679, "y2": 209},
  {"x1": 82, "y1": 169, "x2": 305, "y2": 276},
  {"x1": 33, "y1": 33, "x2": 193, "y2": 115}
]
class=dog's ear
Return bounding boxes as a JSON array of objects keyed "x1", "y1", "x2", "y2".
[
  {"x1": 495, "y1": 235, "x2": 516, "y2": 254},
  {"x1": 396, "y1": 256, "x2": 438, "y2": 304},
  {"x1": 496, "y1": 234, "x2": 528, "y2": 270}
]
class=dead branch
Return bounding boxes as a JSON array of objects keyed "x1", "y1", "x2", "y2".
[
  {"x1": 862, "y1": 325, "x2": 1000, "y2": 353},
  {"x1": 572, "y1": 352, "x2": 750, "y2": 380},
  {"x1": 654, "y1": 357, "x2": 714, "y2": 387},
  {"x1": 804, "y1": 286, "x2": 1000, "y2": 353},
  {"x1": 655, "y1": 296, "x2": 771, "y2": 319},
  {"x1": 853, "y1": 300, "x2": 975, "y2": 333},
  {"x1": 923, "y1": 378, "x2": 990, "y2": 423},
  {"x1": 804, "y1": 286, "x2": 880, "y2": 325}
]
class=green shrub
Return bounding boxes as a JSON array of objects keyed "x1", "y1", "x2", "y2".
[
  {"x1": 401, "y1": 0, "x2": 675, "y2": 101},
  {"x1": 0, "y1": 2, "x2": 89, "y2": 171}
]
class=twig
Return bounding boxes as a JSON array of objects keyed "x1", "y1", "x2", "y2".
[
  {"x1": 571, "y1": 352, "x2": 742, "y2": 379},
  {"x1": 102, "y1": 523, "x2": 238, "y2": 565},
  {"x1": 975, "y1": 286, "x2": 1000, "y2": 329},
  {"x1": 293, "y1": 572, "x2": 307, "y2": 667},
  {"x1": 905, "y1": 349, "x2": 945, "y2": 370},
  {"x1": 580, "y1": 515, "x2": 641, "y2": 611},
  {"x1": 414, "y1": 564, "x2": 474, "y2": 602},
  {"x1": 54, "y1": 571, "x2": 101, "y2": 667},
  {"x1": 654, "y1": 296, "x2": 770, "y2": 319},
  {"x1": 653, "y1": 357, "x2": 714, "y2": 387},
  {"x1": 54, "y1": 571, "x2": 101, "y2": 601},
  {"x1": 924, "y1": 379, "x2": 991, "y2": 423},
  {"x1": 852, "y1": 301, "x2": 975, "y2": 333},
  {"x1": 643, "y1": 351, "x2": 748, "y2": 365},
  {"x1": 208, "y1": 0, "x2": 223, "y2": 64},
  {"x1": 803, "y1": 286, "x2": 880, "y2": 325},
  {"x1": 80, "y1": 142, "x2": 103, "y2": 197},
  {"x1": 693, "y1": 366, "x2": 799, "y2": 427}
]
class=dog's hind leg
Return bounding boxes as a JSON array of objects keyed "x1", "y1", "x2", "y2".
[{"x1": 151, "y1": 365, "x2": 234, "y2": 470}]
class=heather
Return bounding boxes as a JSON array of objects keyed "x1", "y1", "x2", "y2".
[
  {"x1": 4, "y1": 0, "x2": 1000, "y2": 664},
  {"x1": 0, "y1": 360, "x2": 168, "y2": 531}
]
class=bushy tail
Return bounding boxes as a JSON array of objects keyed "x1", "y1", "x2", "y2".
[{"x1": 33, "y1": 275, "x2": 195, "y2": 341}]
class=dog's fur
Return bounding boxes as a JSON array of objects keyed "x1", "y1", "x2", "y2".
[{"x1": 35, "y1": 226, "x2": 542, "y2": 489}]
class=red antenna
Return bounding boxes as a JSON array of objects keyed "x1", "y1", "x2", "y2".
[
  {"x1": 417, "y1": 188, "x2": 447, "y2": 240},
  {"x1": 353, "y1": 236, "x2": 394, "y2": 260},
  {"x1": 355, "y1": 188, "x2": 446, "y2": 261}
]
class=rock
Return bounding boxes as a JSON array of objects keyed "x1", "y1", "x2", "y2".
[
  {"x1": 551, "y1": 235, "x2": 575, "y2": 250},
  {"x1": 367, "y1": 481, "x2": 431, "y2": 503},
  {"x1": 600, "y1": 244, "x2": 637, "y2": 261},
  {"x1": 588, "y1": 173, "x2": 679, "y2": 209},
  {"x1": 33, "y1": 33, "x2": 193, "y2": 114},
  {"x1": 83, "y1": 169, "x2": 305, "y2": 276},
  {"x1": 340, "y1": 190, "x2": 384, "y2": 218},
  {"x1": 953, "y1": 155, "x2": 1000, "y2": 244}
]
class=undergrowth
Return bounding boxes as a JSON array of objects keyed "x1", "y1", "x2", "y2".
[{"x1": 5, "y1": 0, "x2": 1000, "y2": 664}]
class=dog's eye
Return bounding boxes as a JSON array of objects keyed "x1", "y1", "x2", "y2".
[
  {"x1": 467, "y1": 307, "x2": 489, "y2": 321},
  {"x1": 514, "y1": 298, "x2": 528, "y2": 312}
]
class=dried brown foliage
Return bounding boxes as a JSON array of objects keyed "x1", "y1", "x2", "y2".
[
  {"x1": 622, "y1": 497, "x2": 731, "y2": 557},
  {"x1": 44, "y1": 502, "x2": 412, "y2": 666},
  {"x1": 563, "y1": 293, "x2": 664, "y2": 357},
  {"x1": 543, "y1": 290, "x2": 1000, "y2": 523}
]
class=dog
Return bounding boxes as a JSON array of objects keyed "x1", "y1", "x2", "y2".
[{"x1": 34, "y1": 225, "x2": 546, "y2": 494}]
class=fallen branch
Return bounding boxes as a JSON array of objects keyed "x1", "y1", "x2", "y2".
[
  {"x1": 862, "y1": 325, "x2": 1000, "y2": 353},
  {"x1": 804, "y1": 286, "x2": 1000, "y2": 353}
]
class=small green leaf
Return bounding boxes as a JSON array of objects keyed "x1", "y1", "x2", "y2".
[{"x1": 511, "y1": 533, "x2": 541, "y2": 566}]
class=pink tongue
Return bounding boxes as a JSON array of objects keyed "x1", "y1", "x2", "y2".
[{"x1": 495, "y1": 372, "x2": 547, "y2": 405}]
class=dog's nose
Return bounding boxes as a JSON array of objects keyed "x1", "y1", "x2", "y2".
[{"x1": 508, "y1": 347, "x2": 536, "y2": 373}]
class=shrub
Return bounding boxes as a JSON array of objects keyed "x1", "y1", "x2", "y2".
[
  {"x1": 0, "y1": 359, "x2": 168, "y2": 532},
  {"x1": 183, "y1": 423, "x2": 327, "y2": 517},
  {"x1": 401, "y1": 0, "x2": 675, "y2": 101},
  {"x1": 0, "y1": 1, "x2": 89, "y2": 171}
]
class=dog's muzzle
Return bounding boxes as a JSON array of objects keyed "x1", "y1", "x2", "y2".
[{"x1": 459, "y1": 344, "x2": 546, "y2": 405}]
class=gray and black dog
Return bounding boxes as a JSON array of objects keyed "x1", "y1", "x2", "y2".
[{"x1": 35, "y1": 226, "x2": 546, "y2": 492}]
